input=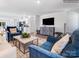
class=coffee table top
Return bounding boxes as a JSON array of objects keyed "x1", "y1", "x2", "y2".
[{"x1": 14, "y1": 35, "x2": 38, "y2": 44}]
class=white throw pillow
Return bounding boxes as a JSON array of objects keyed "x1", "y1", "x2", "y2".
[
  {"x1": 10, "y1": 28, "x2": 17, "y2": 33},
  {"x1": 51, "y1": 34, "x2": 70, "y2": 54}
]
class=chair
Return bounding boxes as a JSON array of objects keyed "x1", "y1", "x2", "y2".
[{"x1": 6, "y1": 26, "x2": 22, "y2": 42}]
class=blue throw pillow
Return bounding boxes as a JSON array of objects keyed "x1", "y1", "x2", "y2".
[{"x1": 47, "y1": 36, "x2": 58, "y2": 43}]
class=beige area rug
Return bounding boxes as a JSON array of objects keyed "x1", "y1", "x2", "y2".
[{"x1": 9, "y1": 35, "x2": 47, "y2": 58}]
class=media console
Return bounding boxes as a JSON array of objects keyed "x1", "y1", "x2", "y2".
[{"x1": 40, "y1": 27, "x2": 55, "y2": 36}]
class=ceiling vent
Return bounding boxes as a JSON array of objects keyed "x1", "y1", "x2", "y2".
[{"x1": 63, "y1": 0, "x2": 79, "y2": 3}]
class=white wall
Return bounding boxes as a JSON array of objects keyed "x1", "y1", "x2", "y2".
[
  {"x1": 29, "y1": 16, "x2": 36, "y2": 32},
  {"x1": 35, "y1": 15, "x2": 40, "y2": 30},
  {"x1": 40, "y1": 12, "x2": 67, "y2": 33},
  {"x1": 40, "y1": 11, "x2": 79, "y2": 34},
  {"x1": 66, "y1": 12, "x2": 79, "y2": 34}
]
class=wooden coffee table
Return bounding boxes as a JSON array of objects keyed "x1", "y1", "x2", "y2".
[{"x1": 13, "y1": 35, "x2": 38, "y2": 54}]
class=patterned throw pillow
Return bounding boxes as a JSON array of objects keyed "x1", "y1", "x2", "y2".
[{"x1": 51, "y1": 34, "x2": 70, "y2": 54}]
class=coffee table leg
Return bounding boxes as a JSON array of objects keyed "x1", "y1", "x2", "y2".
[
  {"x1": 18, "y1": 42, "x2": 26, "y2": 54},
  {"x1": 23, "y1": 44, "x2": 26, "y2": 54},
  {"x1": 14, "y1": 40, "x2": 17, "y2": 46},
  {"x1": 15, "y1": 39, "x2": 17, "y2": 46},
  {"x1": 19, "y1": 41, "x2": 20, "y2": 49},
  {"x1": 13, "y1": 39, "x2": 14, "y2": 45},
  {"x1": 14, "y1": 39, "x2": 16, "y2": 46},
  {"x1": 37, "y1": 38, "x2": 38, "y2": 46}
]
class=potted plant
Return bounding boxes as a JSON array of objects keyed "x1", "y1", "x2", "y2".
[{"x1": 22, "y1": 32, "x2": 30, "y2": 38}]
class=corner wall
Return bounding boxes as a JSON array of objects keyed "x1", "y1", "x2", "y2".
[{"x1": 66, "y1": 12, "x2": 79, "y2": 34}]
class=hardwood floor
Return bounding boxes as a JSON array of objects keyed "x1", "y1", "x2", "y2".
[{"x1": 9, "y1": 34, "x2": 47, "y2": 58}]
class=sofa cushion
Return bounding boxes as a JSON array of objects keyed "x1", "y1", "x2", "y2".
[
  {"x1": 40, "y1": 41, "x2": 54, "y2": 51},
  {"x1": 47, "y1": 36, "x2": 58, "y2": 43},
  {"x1": 71, "y1": 30, "x2": 79, "y2": 49},
  {"x1": 61, "y1": 44, "x2": 78, "y2": 57},
  {"x1": 51, "y1": 34, "x2": 70, "y2": 54}
]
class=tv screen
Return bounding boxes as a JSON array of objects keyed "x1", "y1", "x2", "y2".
[{"x1": 43, "y1": 18, "x2": 54, "y2": 25}]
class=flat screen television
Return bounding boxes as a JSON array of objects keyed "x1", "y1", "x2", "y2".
[{"x1": 43, "y1": 17, "x2": 54, "y2": 25}]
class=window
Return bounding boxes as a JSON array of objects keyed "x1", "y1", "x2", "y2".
[{"x1": 0, "y1": 22, "x2": 6, "y2": 28}]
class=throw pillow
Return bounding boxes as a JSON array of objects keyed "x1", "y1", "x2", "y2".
[
  {"x1": 10, "y1": 28, "x2": 17, "y2": 33},
  {"x1": 51, "y1": 34, "x2": 70, "y2": 54}
]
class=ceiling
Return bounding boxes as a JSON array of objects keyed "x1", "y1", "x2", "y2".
[{"x1": 0, "y1": 0, "x2": 79, "y2": 15}]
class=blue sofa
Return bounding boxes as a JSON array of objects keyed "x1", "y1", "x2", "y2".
[
  {"x1": 29, "y1": 36, "x2": 63, "y2": 58},
  {"x1": 29, "y1": 30, "x2": 79, "y2": 58},
  {"x1": 6, "y1": 26, "x2": 22, "y2": 42}
]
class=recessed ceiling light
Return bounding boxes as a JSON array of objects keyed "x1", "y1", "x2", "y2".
[{"x1": 36, "y1": 0, "x2": 40, "y2": 4}]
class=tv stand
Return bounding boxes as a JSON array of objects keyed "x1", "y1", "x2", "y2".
[{"x1": 40, "y1": 27, "x2": 55, "y2": 36}]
